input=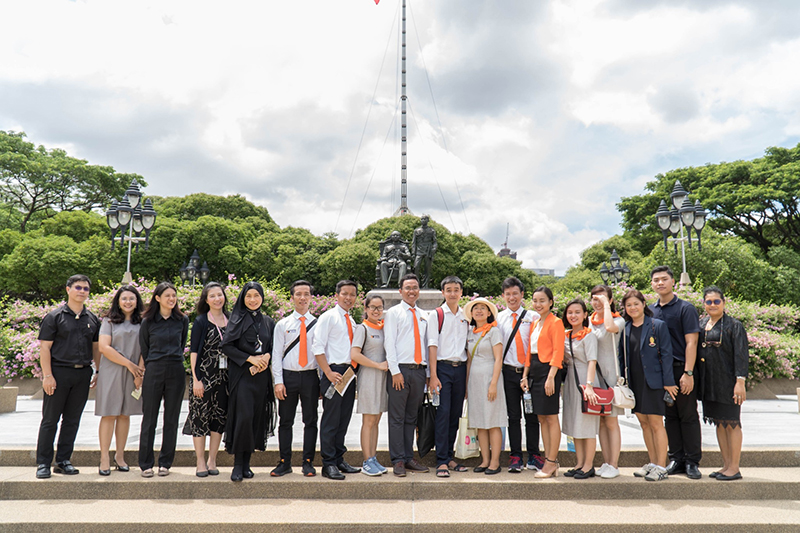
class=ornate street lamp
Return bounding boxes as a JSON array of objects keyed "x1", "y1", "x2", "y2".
[
  {"x1": 179, "y1": 250, "x2": 211, "y2": 287},
  {"x1": 654, "y1": 180, "x2": 707, "y2": 286},
  {"x1": 599, "y1": 249, "x2": 631, "y2": 285},
  {"x1": 105, "y1": 179, "x2": 157, "y2": 283}
]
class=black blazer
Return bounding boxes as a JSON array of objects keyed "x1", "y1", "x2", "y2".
[{"x1": 619, "y1": 315, "x2": 676, "y2": 390}]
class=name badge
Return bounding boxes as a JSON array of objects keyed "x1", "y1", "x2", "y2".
[{"x1": 649, "y1": 337, "x2": 656, "y2": 347}]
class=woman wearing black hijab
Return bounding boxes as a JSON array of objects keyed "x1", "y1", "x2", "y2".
[{"x1": 221, "y1": 282, "x2": 277, "y2": 481}]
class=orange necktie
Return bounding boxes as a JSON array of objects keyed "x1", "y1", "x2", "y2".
[
  {"x1": 513, "y1": 312, "x2": 526, "y2": 365},
  {"x1": 410, "y1": 307, "x2": 422, "y2": 364},
  {"x1": 298, "y1": 316, "x2": 307, "y2": 368},
  {"x1": 345, "y1": 312, "x2": 356, "y2": 368}
]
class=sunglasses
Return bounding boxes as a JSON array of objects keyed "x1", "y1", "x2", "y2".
[
  {"x1": 71, "y1": 286, "x2": 90, "y2": 292},
  {"x1": 704, "y1": 299, "x2": 723, "y2": 305}
]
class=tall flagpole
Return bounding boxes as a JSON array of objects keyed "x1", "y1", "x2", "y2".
[{"x1": 394, "y1": 0, "x2": 412, "y2": 216}]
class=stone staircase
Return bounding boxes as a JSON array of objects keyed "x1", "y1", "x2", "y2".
[{"x1": 1, "y1": 449, "x2": 799, "y2": 531}]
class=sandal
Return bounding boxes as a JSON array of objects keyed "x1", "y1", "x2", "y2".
[
  {"x1": 141, "y1": 468, "x2": 154, "y2": 478},
  {"x1": 451, "y1": 463, "x2": 468, "y2": 473},
  {"x1": 436, "y1": 466, "x2": 450, "y2": 478}
]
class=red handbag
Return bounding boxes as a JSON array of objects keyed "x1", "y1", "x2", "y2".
[{"x1": 570, "y1": 335, "x2": 615, "y2": 416}]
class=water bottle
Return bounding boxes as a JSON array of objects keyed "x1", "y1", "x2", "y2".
[
  {"x1": 523, "y1": 391, "x2": 533, "y2": 414},
  {"x1": 324, "y1": 383, "x2": 337, "y2": 399},
  {"x1": 432, "y1": 391, "x2": 440, "y2": 407},
  {"x1": 567, "y1": 435, "x2": 575, "y2": 453}
]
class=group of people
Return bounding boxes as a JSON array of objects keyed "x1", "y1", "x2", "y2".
[{"x1": 34, "y1": 266, "x2": 748, "y2": 483}]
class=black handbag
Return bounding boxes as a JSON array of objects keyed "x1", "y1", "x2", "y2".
[{"x1": 416, "y1": 394, "x2": 437, "y2": 457}]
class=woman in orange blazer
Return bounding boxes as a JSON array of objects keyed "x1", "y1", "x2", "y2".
[{"x1": 522, "y1": 286, "x2": 565, "y2": 478}]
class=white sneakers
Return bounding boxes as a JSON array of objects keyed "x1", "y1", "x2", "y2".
[
  {"x1": 597, "y1": 463, "x2": 620, "y2": 479},
  {"x1": 645, "y1": 465, "x2": 669, "y2": 481},
  {"x1": 633, "y1": 463, "x2": 654, "y2": 478}
]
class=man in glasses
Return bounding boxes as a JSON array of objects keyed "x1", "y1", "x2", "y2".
[
  {"x1": 36, "y1": 274, "x2": 101, "y2": 479},
  {"x1": 649, "y1": 266, "x2": 702, "y2": 480}
]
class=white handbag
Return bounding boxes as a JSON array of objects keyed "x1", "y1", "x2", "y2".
[{"x1": 613, "y1": 325, "x2": 636, "y2": 410}]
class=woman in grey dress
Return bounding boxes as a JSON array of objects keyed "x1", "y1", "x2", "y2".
[
  {"x1": 464, "y1": 298, "x2": 506, "y2": 475},
  {"x1": 96, "y1": 286, "x2": 145, "y2": 475},
  {"x1": 351, "y1": 294, "x2": 389, "y2": 476},
  {"x1": 562, "y1": 299, "x2": 600, "y2": 480}
]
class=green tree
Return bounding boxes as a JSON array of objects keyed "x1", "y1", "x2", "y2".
[
  {"x1": 0, "y1": 235, "x2": 85, "y2": 298},
  {"x1": 153, "y1": 193, "x2": 277, "y2": 225},
  {"x1": 319, "y1": 242, "x2": 378, "y2": 290},
  {"x1": 40, "y1": 211, "x2": 107, "y2": 242},
  {"x1": 0, "y1": 131, "x2": 145, "y2": 233}
]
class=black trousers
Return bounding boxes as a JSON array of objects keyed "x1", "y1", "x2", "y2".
[
  {"x1": 434, "y1": 362, "x2": 466, "y2": 466},
  {"x1": 36, "y1": 366, "x2": 92, "y2": 465},
  {"x1": 665, "y1": 363, "x2": 702, "y2": 466},
  {"x1": 503, "y1": 365, "x2": 541, "y2": 459},
  {"x1": 138, "y1": 360, "x2": 186, "y2": 470},
  {"x1": 387, "y1": 365, "x2": 426, "y2": 464},
  {"x1": 278, "y1": 369, "x2": 320, "y2": 462},
  {"x1": 319, "y1": 364, "x2": 356, "y2": 468}
]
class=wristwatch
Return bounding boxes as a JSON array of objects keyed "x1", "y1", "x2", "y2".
[{"x1": 684, "y1": 370, "x2": 694, "y2": 377}]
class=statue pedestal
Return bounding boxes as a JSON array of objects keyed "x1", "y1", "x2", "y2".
[{"x1": 368, "y1": 289, "x2": 443, "y2": 312}]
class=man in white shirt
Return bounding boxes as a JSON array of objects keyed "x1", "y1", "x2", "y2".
[
  {"x1": 313, "y1": 280, "x2": 361, "y2": 480},
  {"x1": 384, "y1": 273, "x2": 430, "y2": 476},
  {"x1": 498, "y1": 277, "x2": 543, "y2": 473},
  {"x1": 271, "y1": 280, "x2": 319, "y2": 478},
  {"x1": 427, "y1": 276, "x2": 469, "y2": 477}
]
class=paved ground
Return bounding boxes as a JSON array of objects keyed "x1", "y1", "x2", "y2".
[{"x1": 2, "y1": 394, "x2": 797, "y2": 451}]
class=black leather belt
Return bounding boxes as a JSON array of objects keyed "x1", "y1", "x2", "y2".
[
  {"x1": 439, "y1": 360, "x2": 465, "y2": 367},
  {"x1": 504, "y1": 364, "x2": 524, "y2": 374},
  {"x1": 399, "y1": 363, "x2": 427, "y2": 370}
]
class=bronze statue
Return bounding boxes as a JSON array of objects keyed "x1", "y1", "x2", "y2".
[
  {"x1": 377, "y1": 231, "x2": 412, "y2": 287},
  {"x1": 411, "y1": 215, "x2": 437, "y2": 289}
]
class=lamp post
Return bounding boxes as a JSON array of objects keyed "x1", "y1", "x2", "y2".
[
  {"x1": 599, "y1": 249, "x2": 631, "y2": 285},
  {"x1": 105, "y1": 179, "x2": 157, "y2": 284},
  {"x1": 179, "y1": 249, "x2": 210, "y2": 287},
  {"x1": 654, "y1": 180, "x2": 707, "y2": 287}
]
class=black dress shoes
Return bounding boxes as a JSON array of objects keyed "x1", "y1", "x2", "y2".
[
  {"x1": 322, "y1": 465, "x2": 345, "y2": 480},
  {"x1": 685, "y1": 463, "x2": 702, "y2": 479},
  {"x1": 665, "y1": 460, "x2": 685, "y2": 475},
  {"x1": 36, "y1": 464, "x2": 51, "y2": 479},
  {"x1": 99, "y1": 466, "x2": 111, "y2": 476},
  {"x1": 574, "y1": 467, "x2": 596, "y2": 480},
  {"x1": 337, "y1": 460, "x2": 361, "y2": 474},
  {"x1": 54, "y1": 461, "x2": 79, "y2": 475},
  {"x1": 243, "y1": 468, "x2": 255, "y2": 479},
  {"x1": 231, "y1": 465, "x2": 243, "y2": 482}
]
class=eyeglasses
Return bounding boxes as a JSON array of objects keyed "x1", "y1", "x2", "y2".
[
  {"x1": 71, "y1": 286, "x2": 90, "y2": 292},
  {"x1": 704, "y1": 299, "x2": 722, "y2": 306},
  {"x1": 367, "y1": 306, "x2": 384, "y2": 312}
]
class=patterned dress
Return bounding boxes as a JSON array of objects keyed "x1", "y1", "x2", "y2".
[{"x1": 183, "y1": 324, "x2": 228, "y2": 437}]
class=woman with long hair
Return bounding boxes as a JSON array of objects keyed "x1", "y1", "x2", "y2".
[
  {"x1": 464, "y1": 297, "x2": 506, "y2": 475},
  {"x1": 183, "y1": 282, "x2": 230, "y2": 477},
  {"x1": 138, "y1": 282, "x2": 189, "y2": 478},
  {"x1": 522, "y1": 286, "x2": 565, "y2": 478},
  {"x1": 697, "y1": 286, "x2": 749, "y2": 481},
  {"x1": 561, "y1": 299, "x2": 600, "y2": 480},
  {"x1": 96, "y1": 285, "x2": 145, "y2": 475},
  {"x1": 589, "y1": 285, "x2": 626, "y2": 479},
  {"x1": 619, "y1": 289, "x2": 677, "y2": 482},
  {"x1": 221, "y1": 281, "x2": 277, "y2": 482},
  {"x1": 350, "y1": 293, "x2": 389, "y2": 476}
]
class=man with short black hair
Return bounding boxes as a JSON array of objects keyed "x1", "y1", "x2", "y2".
[
  {"x1": 384, "y1": 273, "x2": 430, "y2": 476},
  {"x1": 650, "y1": 265, "x2": 702, "y2": 479},
  {"x1": 498, "y1": 277, "x2": 543, "y2": 472},
  {"x1": 35, "y1": 274, "x2": 100, "y2": 479},
  {"x1": 271, "y1": 280, "x2": 319, "y2": 477},
  {"x1": 314, "y1": 280, "x2": 361, "y2": 480},
  {"x1": 427, "y1": 275, "x2": 469, "y2": 477}
]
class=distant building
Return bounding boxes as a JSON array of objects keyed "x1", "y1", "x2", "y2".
[
  {"x1": 497, "y1": 245, "x2": 517, "y2": 260},
  {"x1": 529, "y1": 268, "x2": 556, "y2": 277}
]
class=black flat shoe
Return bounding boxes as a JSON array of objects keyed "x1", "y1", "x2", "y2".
[
  {"x1": 208, "y1": 468, "x2": 220, "y2": 476},
  {"x1": 99, "y1": 466, "x2": 111, "y2": 476},
  {"x1": 709, "y1": 471, "x2": 719, "y2": 478},
  {"x1": 196, "y1": 470, "x2": 209, "y2": 478},
  {"x1": 473, "y1": 465, "x2": 488, "y2": 473},
  {"x1": 564, "y1": 468, "x2": 581, "y2": 478},
  {"x1": 54, "y1": 461, "x2": 79, "y2": 475},
  {"x1": 113, "y1": 459, "x2": 130, "y2": 472},
  {"x1": 716, "y1": 472, "x2": 742, "y2": 481},
  {"x1": 484, "y1": 467, "x2": 501, "y2": 475},
  {"x1": 36, "y1": 464, "x2": 51, "y2": 479},
  {"x1": 574, "y1": 467, "x2": 595, "y2": 480}
]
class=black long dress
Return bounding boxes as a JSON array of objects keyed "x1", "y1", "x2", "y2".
[{"x1": 222, "y1": 311, "x2": 277, "y2": 454}]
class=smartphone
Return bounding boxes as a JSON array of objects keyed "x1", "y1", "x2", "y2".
[{"x1": 664, "y1": 391, "x2": 675, "y2": 407}]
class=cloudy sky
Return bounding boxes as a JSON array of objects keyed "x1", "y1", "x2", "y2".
[{"x1": 2, "y1": 0, "x2": 800, "y2": 273}]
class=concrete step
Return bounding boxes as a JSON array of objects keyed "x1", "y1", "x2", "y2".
[
  {"x1": 1, "y1": 466, "x2": 798, "y2": 501},
  {"x1": 2, "y1": 447, "x2": 799, "y2": 468},
  {"x1": 1, "y1": 498, "x2": 799, "y2": 532}
]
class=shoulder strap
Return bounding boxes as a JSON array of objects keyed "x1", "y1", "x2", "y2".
[
  {"x1": 436, "y1": 307, "x2": 444, "y2": 333},
  {"x1": 283, "y1": 318, "x2": 317, "y2": 359},
  {"x1": 503, "y1": 309, "x2": 526, "y2": 358}
]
